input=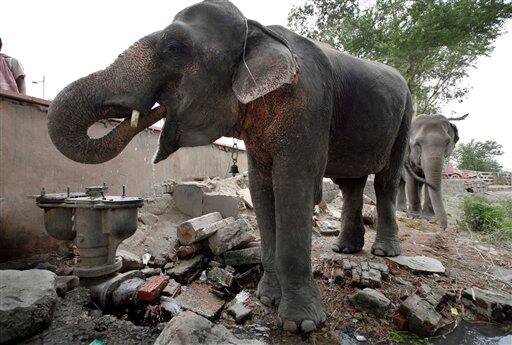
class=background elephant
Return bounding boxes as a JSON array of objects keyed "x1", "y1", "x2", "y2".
[
  {"x1": 397, "y1": 114, "x2": 465, "y2": 229},
  {"x1": 47, "y1": 0, "x2": 412, "y2": 333}
]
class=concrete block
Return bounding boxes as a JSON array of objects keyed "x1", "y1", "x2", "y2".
[
  {"x1": 202, "y1": 192, "x2": 245, "y2": 219},
  {"x1": 174, "y1": 182, "x2": 211, "y2": 217}
]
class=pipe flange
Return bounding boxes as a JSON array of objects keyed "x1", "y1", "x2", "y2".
[{"x1": 74, "y1": 256, "x2": 123, "y2": 278}]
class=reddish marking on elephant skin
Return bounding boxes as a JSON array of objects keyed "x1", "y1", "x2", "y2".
[{"x1": 236, "y1": 86, "x2": 303, "y2": 167}]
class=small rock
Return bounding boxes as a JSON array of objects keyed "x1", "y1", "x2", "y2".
[
  {"x1": 137, "y1": 275, "x2": 170, "y2": 303},
  {"x1": 316, "y1": 220, "x2": 340, "y2": 236},
  {"x1": 160, "y1": 296, "x2": 181, "y2": 316},
  {"x1": 175, "y1": 283, "x2": 225, "y2": 320},
  {"x1": 462, "y1": 287, "x2": 512, "y2": 322},
  {"x1": 400, "y1": 294, "x2": 442, "y2": 336},
  {"x1": 55, "y1": 275, "x2": 79, "y2": 296},
  {"x1": 349, "y1": 288, "x2": 391, "y2": 317},
  {"x1": 391, "y1": 276, "x2": 413, "y2": 286},
  {"x1": 227, "y1": 302, "x2": 252, "y2": 324},
  {"x1": 117, "y1": 249, "x2": 143, "y2": 272},
  {"x1": 152, "y1": 254, "x2": 167, "y2": 268},
  {"x1": 166, "y1": 254, "x2": 204, "y2": 283},
  {"x1": 418, "y1": 284, "x2": 446, "y2": 309},
  {"x1": 362, "y1": 204, "x2": 377, "y2": 226},
  {"x1": 141, "y1": 267, "x2": 161, "y2": 278},
  {"x1": 208, "y1": 218, "x2": 255, "y2": 256},
  {"x1": 207, "y1": 267, "x2": 234, "y2": 287},
  {"x1": 387, "y1": 255, "x2": 445, "y2": 274},
  {"x1": 223, "y1": 246, "x2": 261, "y2": 266},
  {"x1": 355, "y1": 334, "x2": 367, "y2": 342},
  {"x1": 492, "y1": 267, "x2": 512, "y2": 284},
  {"x1": 162, "y1": 278, "x2": 181, "y2": 297},
  {"x1": 154, "y1": 311, "x2": 265, "y2": 345},
  {"x1": 177, "y1": 212, "x2": 224, "y2": 245},
  {"x1": 368, "y1": 261, "x2": 389, "y2": 279}
]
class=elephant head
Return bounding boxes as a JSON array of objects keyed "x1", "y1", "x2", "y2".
[
  {"x1": 406, "y1": 114, "x2": 460, "y2": 228},
  {"x1": 48, "y1": 0, "x2": 298, "y2": 164}
]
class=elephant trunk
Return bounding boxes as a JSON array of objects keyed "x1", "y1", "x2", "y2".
[
  {"x1": 48, "y1": 73, "x2": 166, "y2": 164},
  {"x1": 422, "y1": 155, "x2": 447, "y2": 229}
]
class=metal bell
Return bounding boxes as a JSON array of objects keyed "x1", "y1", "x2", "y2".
[{"x1": 229, "y1": 164, "x2": 239, "y2": 176}]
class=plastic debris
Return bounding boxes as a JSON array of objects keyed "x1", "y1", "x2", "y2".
[
  {"x1": 199, "y1": 270, "x2": 207, "y2": 282},
  {"x1": 142, "y1": 253, "x2": 151, "y2": 265}
]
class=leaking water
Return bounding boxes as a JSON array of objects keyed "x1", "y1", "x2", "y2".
[{"x1": 434, "y1": 321, "x2": 512, "y2": 345}]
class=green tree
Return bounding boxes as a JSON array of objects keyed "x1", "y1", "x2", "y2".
[
  {"x1": 453, "y1": 139, "x2": 504, "y2": 172},
  {"x1": 288, "y1": 0, "x2": 512, "y2": 114}
]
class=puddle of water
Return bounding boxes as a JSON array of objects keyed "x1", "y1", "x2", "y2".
[{"x1": 434, "y1": 321, "x2": 512, "y2": 345}]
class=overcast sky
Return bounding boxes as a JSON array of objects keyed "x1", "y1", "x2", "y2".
[{"x1": 1, "y1": 0, "x2": 510, "y2": 169}]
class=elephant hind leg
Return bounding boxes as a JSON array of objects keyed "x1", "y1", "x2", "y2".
[
  {"x1": 372, "y1": 108, "x2": 411, "y2": 257},
  {"x1": 332, "y1": 176, "x2": 367, "y2": 254}
]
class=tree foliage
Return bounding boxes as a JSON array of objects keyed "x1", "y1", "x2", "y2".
[
  {"x1": 288, "y1": 0, "x2": 512, "y2": 113},
  {"x1": 453, "y1": 139, "x2": 504, "y2": 172}
]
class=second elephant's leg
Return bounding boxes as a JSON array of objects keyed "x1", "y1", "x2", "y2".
[
  {"x1": 248, "y1": 156, "x2": 281, "y2": 306},
  {"x1": 422, "y1": 185, "x2": 435, "y2": 219},
  {"x1": 396, "y1": 177, "x2": 407, "y2": 212},
  {"x1": 273, "y1": 166, "x2": 326, "y2": 333},
  {"x1": 404, "y1": 172, "x2": 421, "y2": 218},
  {"x1": 331, "y1": 176, "x2": 368, "y2": 254}
]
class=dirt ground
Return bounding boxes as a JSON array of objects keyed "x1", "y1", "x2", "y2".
[{"x1": 8, "y1": 178, "x2": 511, "y2": 345}]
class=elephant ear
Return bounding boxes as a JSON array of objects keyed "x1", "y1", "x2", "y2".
[
  {"x1": 450, "y1": 123, "x2": 459, "y2": 144},
  {"x1": 232, "y1": 20, "x2": 299, "y2": 104}
]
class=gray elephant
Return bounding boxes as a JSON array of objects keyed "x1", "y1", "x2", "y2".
[
  {"x1": 47, "y1": 1, "x2": 413, "y2": 333},
  {"x1": 397, "y1": 114, "x2": 465, "y2": 229}
]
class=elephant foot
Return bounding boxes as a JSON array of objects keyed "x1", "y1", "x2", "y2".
[
  {"x1": 406, "y1": 210, "x2": 421, "y2": 219},
  {"x1": 256, "y1": 272, "x2": 281, "y2": 306},
  {"x1": 278, "y1": 281, "x2": 326, "y2": 333},
  {"x1": 421, "y1": 211, "x2": 436, "y2": 220},
  {"x1": 332, "y1": 225, "x2": 365, "y2": 254},
  {"x1": 371, "y1": 237, "x2": 401, "y2": 257}
]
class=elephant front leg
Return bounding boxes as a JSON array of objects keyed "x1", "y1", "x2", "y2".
[
  {"x1": 273, "y1": 167, "x2": 326, "y2": 333},
  {"x1": 331, "y1": 176, "x2": 368, "y2": 254},
  {"x1": 421, "y1": 185, "x2": 436, "y2": 220},
  {"x1": 248, "y1": 156, "x2": 281, "y2": 306}
]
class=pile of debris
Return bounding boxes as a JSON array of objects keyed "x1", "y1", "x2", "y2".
[{"x1": 115, "y1": 209, "x2": 263, "y2": 331}]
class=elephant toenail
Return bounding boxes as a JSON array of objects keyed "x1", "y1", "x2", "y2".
[
  {"x1": 300, "y1": 320, "x2": 316, "y2": 333},
  {"x1": 260, "y1": 296, "x2": 272, "y2": 306},
  {"x1": 373, "y1": 248, "x2": 385, "y2": 256},
  {"x1": 283, "y1": 320, "x2": 298, "y2": 332},
  {"x1": 331, "y1": 244, "x2": 340, "y2": 253}
]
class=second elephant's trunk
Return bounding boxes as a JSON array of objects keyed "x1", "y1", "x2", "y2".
[{"x1": 422, "y1": 156, "x2": 447, "y2": 229}]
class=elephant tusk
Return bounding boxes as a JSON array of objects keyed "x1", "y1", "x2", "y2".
[{"x1": 130, "y1": 109, "x2": 140, "y2": 128}]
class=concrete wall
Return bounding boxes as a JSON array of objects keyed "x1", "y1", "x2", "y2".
[{"x1": 0, "y1": 91, "x2": 247, "y2": 261}]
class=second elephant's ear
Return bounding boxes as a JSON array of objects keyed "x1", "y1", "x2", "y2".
[
  {"x1": 232, "y1": 20, "x2": 299, "y2": 104},
  {"x1": 450, "y1": 123, "x2": 459, "y2": 144}
]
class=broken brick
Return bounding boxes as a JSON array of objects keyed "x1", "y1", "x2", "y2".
[{"x1": 138, "y1": 275, "x2": 170, "y2": 303}]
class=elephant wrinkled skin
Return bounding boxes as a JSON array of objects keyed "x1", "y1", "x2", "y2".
[
  {"x1": 47, "y1": 0, "x2": 413, "y2": 333},
  {"x1": 397, "y1": 114, "x2": 460, "y2": 229}
]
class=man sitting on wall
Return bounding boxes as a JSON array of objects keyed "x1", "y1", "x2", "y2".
[{"x1": 0, "y1": 38, "x2": 26, "y2": 94}]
